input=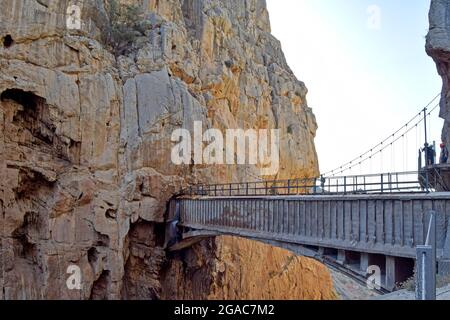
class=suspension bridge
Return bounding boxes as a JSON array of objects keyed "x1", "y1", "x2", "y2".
[{"x1": 165, "y1": 94, "x2": 450, "y2": 292}]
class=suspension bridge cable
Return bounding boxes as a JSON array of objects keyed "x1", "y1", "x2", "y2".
[
  {"x1": 330, "y1": 103, "x2": 440, "y2": 176},
  {"x1": 323, "y1": 93, "x2": 441, "y2": 176}
]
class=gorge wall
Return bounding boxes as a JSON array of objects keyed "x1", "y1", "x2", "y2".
[
  {"x1": 427, "y1": 0, "x2": 450, "y2": 145},
  {"x1": 0, "y1": 0, "x2": 332, "y2": 299}
]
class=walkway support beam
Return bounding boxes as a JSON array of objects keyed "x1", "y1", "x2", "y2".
[{"x1": 175, "y1": 195, "x2": 450, "y2": 262}]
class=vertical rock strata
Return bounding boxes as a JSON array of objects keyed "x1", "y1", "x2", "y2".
[
  {"x1": 427, "y1": 0, "x2": 450, "y2": 144},
  {"x1": 0, "y1": 0, "x2": 330, "y2": 299}
]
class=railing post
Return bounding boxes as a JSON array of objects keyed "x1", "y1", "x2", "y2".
[
  {"x1": 381, "y1": 174, "x2": 384, "y2": 193},
  {"x1": 416, "y1": 246, "x2": 435, "y2": 300},
  {"x1": 265, "y1": 181, "x2": 269, "y2": 195},
  {"x1": 344, "y1": 177, "x2": 347, "y2": 194},
  {"x1": 416, "y1": 211, "x2": 436, "y2": 300},
  {"x1": 287, "y1": 179, "x2": 291, "y2": 195},
  {"x1": 389, "y1": 173, "x2": 392, "y2": 193},
  {"x1": 246, "y1": 183, "x2": 249, "y2": 196}
]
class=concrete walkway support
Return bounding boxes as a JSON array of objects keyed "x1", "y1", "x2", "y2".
[
  {"x1": 386, "y1": 256, "x2": 397, "y2": 291},
  {"x1": 360, "y1": 253, "x2": 370, "y2": 273}
]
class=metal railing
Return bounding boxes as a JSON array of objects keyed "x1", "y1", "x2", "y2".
[
  {"x1": 182, "y1": 171, "x2": 441, "y2": 197},
  {"x1": 429, "y1": 166, "x2": 449, "y2": 191}
]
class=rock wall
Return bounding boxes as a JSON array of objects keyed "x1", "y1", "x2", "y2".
[
  {"x1": 0, "y1": 0, "x2": 123, "y2": 299},
  {"x1": 427, "y1": 0, "x2": 450, "y2": 145},
  {"x1": 0, "y1": 0, "x2": 325, "y2": 300}
]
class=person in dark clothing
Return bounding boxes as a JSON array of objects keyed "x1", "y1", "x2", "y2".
[
  {"x1": 440, "y1": 143, "x2": 449, "y2": 164},
  {"x1": 428, "y1": 144, "x2": 436, "y2": 165},
  {"x1": 423, "y1": 143, "x2": 436, "y2": 166}
]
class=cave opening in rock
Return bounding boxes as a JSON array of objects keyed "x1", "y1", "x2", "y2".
[
  {"x1": 1, "y1": 88, "x2": 43, "y2": 110},
  {"x1": 0, "y1": 88, "x2": 80, "y2": 162},
  {"x1": 3, "y1": 34, "x2": 13, "y2": 48},
  {"x1": 1, "y1": 88, "x2": 54, "y2": 142}
]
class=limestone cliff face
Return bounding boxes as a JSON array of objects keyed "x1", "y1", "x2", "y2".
[
  {"x1": 0, "y1": 0, "x2": 324, "y2": 300},
  {"x1": 427, "y1": 0, "x2": 450, "y2": 144}
]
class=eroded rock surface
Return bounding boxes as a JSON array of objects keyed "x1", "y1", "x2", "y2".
[
  {"x1": 0, "y1": 0, "x2": 325, "y2": 300},
  {"x1": 427, "y1": 0, "x2": 450, "y2": 144}
]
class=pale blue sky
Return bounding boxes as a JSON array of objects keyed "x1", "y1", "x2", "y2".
[{"x1": 266, "y1": 0, "x2": 443, "y2": 175}]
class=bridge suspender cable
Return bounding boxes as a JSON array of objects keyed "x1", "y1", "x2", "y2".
[
  {"x1": 330, "y1": 103, "x2": 440, "y2": 177},
  {"x1": 323, "y1": 93, "x2": 441, "y2": 177}
]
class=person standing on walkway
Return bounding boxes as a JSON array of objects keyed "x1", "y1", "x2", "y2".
[{"x1": 423, "y1": 143, "x2": 436, "y2": 166}]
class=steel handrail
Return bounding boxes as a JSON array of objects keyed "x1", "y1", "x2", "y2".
[{"x1": 183, "y1": 171, "x2": 432, "y2": 197}]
